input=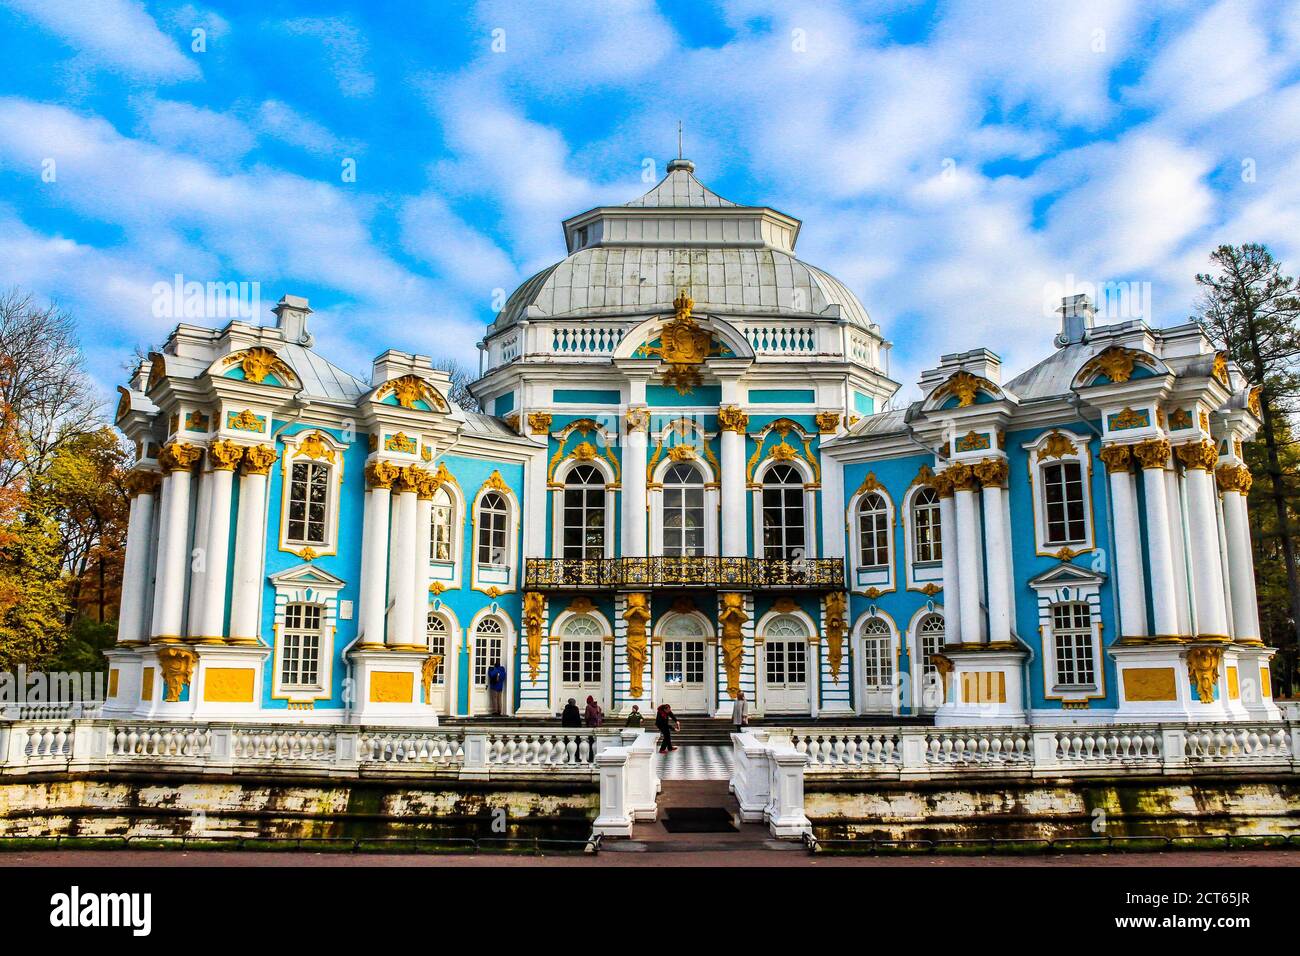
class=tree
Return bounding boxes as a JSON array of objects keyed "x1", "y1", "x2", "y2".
[
  {"x1": 431, "y1": 356, "x2": 482, "y2": 412},
  {"x1": 0, "y1": 509, "x2": 69, "y2": 671},
  {"x1": 1195, "y1": 244, "x2": 1300, "y2": 691}
]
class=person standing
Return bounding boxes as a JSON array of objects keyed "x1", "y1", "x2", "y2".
[
  {"x1": 487, "y1": 659, "x2": 507, "y2": 716},
  {"x1": 561, "y1": 697, "x2": 582, "y2": 727},
  {"x1": 583, "y1": 695, "x2": 604, "y2": 727},
  {"x1": 731, "y1": 690, "x2": 748, "y2": 731},
  {"x1": 655, "y1": 703, "x2": 679, "y2": 754},
  {"x1": 624, "y1": 704, "x2": 643, "y2": 727}
]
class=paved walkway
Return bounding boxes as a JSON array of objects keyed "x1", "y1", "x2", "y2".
[{"x1": 657, "y1": 744, "x2": 733, "y2": 781}]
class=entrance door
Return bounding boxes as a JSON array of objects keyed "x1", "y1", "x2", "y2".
[
  {"x1": 471, "y1": 617, "x2": 506, "y2": 714},
  {"x1": 763, "y1": 615, "x2": 811, "y2": 714},
  {"x1": 859, "y1": 616, "x2": 896, "y2": 713},
  {"x1": 558, "y1": 613, "x2": 604, "y2": 708},
  {"x1": 662, "y1": 638, "x2": 707, "y2": 713},
  {"x1": 912, "y1": 612, "x2": 945, "y2": 714}
]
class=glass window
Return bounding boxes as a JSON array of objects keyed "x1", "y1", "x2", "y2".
[
  {"x1": 430, "y1": 487, "x2": 453, "y2": 563},
  {"x1": 861, "y1": 617, "x2": 893, "y2": 688},
  {"x1": 560, "y1": 615, "x2": 603, "y2": 684},
  {"x1": 473, "y1": 617, "x2": 504, "y2": 686},
  {"x1": 426, "y1": 613, "x2": 447, "y2": 683},
  {"x1": 1042, "y1": 460, "x2": 1086, "y2": 544},
  {"x1": 911, "y1": 487, "x2": 942, "y2": 564},
  {"x1": 762, "y1": 463, "x2": 806, "y2": 560},
  {"x1": 286, "y1": 461, "x2": 329, "y2": 545},
  {"x1": 281, "y1": 602, "x2": 323, "y2": 689},
  {"x1": 856, "y1": 492, "x2": 889, "y2": 569},
  {"x1": 477, "y1": 492, "x2": 509, "y2": 567},
  {"x1": 1052, "y1": 602, "x2": 1095, "y2": 687},
  {"x1": 917, "y1": 613, "x2": 945, "y2": 680},
  {"x1": 563, "y1": 464, "x2": 605, "y2": 559},
  {"x1": 663, "y1": 463, "x2": 705, "y2": 557},
  {"x1": 765, "y1": 616, "x2": 807, "y2": 685}
]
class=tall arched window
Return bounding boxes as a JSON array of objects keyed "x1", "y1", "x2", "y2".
[
  {"x1": 762, "y1": 463, "x2": 806, "y2": 559},
  {"x1": 430, "y1": 486, "x2": 454, "y2": 563},
  {"x1": 861, "y1": 616, "x2": 893, "y2": 688},
  {"x1": 476, "y1": 492, "x2": 508, "y2": 567},
  {"x1": 663, "y1": 463, "x2": 705, "y2": 557},
  {"x1": 426, "y1": 612, "x2": 448, "y2": 683},
  {"x1": 916, "y1": 613, "x2": 944, "y2": 682},
  {"x1": 856, "y1": 492, "x2": 889, "y2": 569},
  {"x1": 563, "y1": 464, "x2": 605, "y2": 559},
  {"x1": 286, "y1": 460, "x2": 330, "y2": 546},
  {"x1": 1042, "y1": 460, "x2": 1086, "y2": 545},
  {"x1": 911, "y1": 487, "x2": 942, "y2": 564}
]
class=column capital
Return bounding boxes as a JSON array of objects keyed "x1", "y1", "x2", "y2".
[
  {"x1": 946, "y1": 462, "x2": 979, "y2": 492},
  {"x1": 932, "y1": 470, "x2": 955, "y2": 498},
  {"x1": 814, "y1": 411, "x2": 841, "y2": 434},
  {"x1": 158, "y1": 441, "x2": 202, "y2": 474},
  {"x1": 526, "y1": 412, "x2": 553, "y2": 435},
  {"x1": 1132, "y1": 437, "x2": 1171, "y2": 470},
  {"x1": 1098, "y1": 443, "x2": 1134, "y2": 473},
  {"x1": 1215, "y1": 463, "x2": 1253, "y2": 494},
  {"x1": 393, "y1": 464, "x2": 425, "y2": 495},
  {"x1": 365, "y1": 459, "x2": 401, "y2": 489},
  {"x1": 240, "y1": 444, "x2": 278, "y2": 475},
  {"x1": 207, "y1": 439, "x2": 245, "y2": 471},
  {"x1": 624, "y1": 406, "x2": 651, "y2": 434},
  {"x1": 413, "y1": 467, "x2": 439, "y2": 499},
  {"x1": 124, "y1": 469, "x2": 162, "y2": 498},
  {"x1": 974, "y1": 457, "x2": 1009, "y2": 488},
  {"x1": 717, "y1": 405, "x2": 749, "y2": 433},
  {"x1": 1175, "y1": 439, "x2": 1218, "y2": 471}
]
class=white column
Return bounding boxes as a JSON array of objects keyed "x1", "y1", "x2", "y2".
[
  {"x1": 227, "y1": 444, "x2": 276, "y2": 645},
  {"x1": 719, "y1": 406, "x2": 748, "y2": 557},
  {"x1": 936, "y1": 475, "x2": 961, "y2": 645},
  {"x1": 622, "y1": 407, "x2": 649, "y2": 557},
  {"x1": 951, "y1": 465, "x2": 984, "y2": 645},
  {"x1": 413, "y1": 471, "x2": 434, "y2": 648},
  {"x1": 1219, "y1": 465, "x2": 1261, "y2": 642},
  {"x1": 185, "y1": 467, "x2": 211, "y2": 638},
  {"x1": 389, "y1": 469, "x2": 420, "y2": 647},
  {"x1": 1134, "y1": 439, "x2": 1180, "y2": 639},
  {"x1": 194, "y1": 441, "x2": 242, "y2": 644},
  {"x1": 358, "y1": 462, "x2": 397, "y2": 648},
  {"x1": 1179, "y1": 442, "x2": 1229, "y2": 639},
  {"x1": 117, "y1": 472, "x2": 160, "y2": 645},
  {"x1": 976, "y1": 459, "x2": 1011, "y2": 644},
  {"x1": 1101, "y1": 445, "x2": 1147, "y2": 639},
  {"x1": 149, "y1": 442, "x2": 200, "y2": 643}
]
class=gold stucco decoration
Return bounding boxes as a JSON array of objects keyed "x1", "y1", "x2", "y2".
[
  {"x1": 241, "y1": 444, "x2": 278, "y2": 476},
  {"x1": 624, "y1": 593, "x2": 651, "y2": 699},
  {"x1": 718, "y1": 593, "x2": 748, "y2": 700},
  {"x1": 157, "y1": 441, "x2": 202, "y2": 474},
  {"x1": 717, "y1": 405, "x2": 749, "y2": 433},
  {"x1": 523, "y1": 591, "x2": 545, "y2": 682},
  {"x1": 1036, "y1": 431, "x2": 1077, "y2": 461},
  {"x1": 1132, "y1": 438, "x2": 1171, "y2": 470},
  {"x1": 207, "y1": 440, "x2": 245, "y2": 472},
  {"x1": 1175, "y1": 440, "x2": 1217, "y2": 472},
  {"x1": 974, "y1": 457, "x2": 1009, "y2": 487},
  {"x1": 157, "y1": 646, "x2": 196, "y2": 702},
  {"x1": 365, "y1": 459, "x2": 401, "y2": 489},
  {"x1": 814, "y1": 411, "x2": 841, "y2": 433},
  {"x1": 824, "y1": 592, "x2": 847, "y2": 682},
  {"x1": 527, "y1": 412, "x2": 553, "y2": 435},
  {"x1": 1186, "y1": 646, "x2": 1223, "y2": 704},
  {"x1": 638, "y1": 290, "x2": 720, "y2": 394},
  {"x1": 422, "y1": 655, "x2": 443, "y2": 705},
  {"x1": 1098, "y1": 444, "x2": 1133, "y2": 473}
]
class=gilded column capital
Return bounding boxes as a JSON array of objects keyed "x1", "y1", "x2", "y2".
[
  {"x1": 526, "y1": 412, "x2": 553, "y2": 435},
  {"x1": 1098, "y1": 443, "x2": 1134, "y2": 473},
  {"x1": 414, "y1": 467, "x2": 439, "y2": 500},
  {"x1": 717, "y1": 405, "x2": 749, "y2": 433},
  {"x1": 1175, "y1": 439, "x2": 1218, "y2": 472},
  {"x1": 394, "y1": 465, "x2": 425, "y2": 495},
  {"x1": 624, "y1": 406, "x2": 650, "y2": 434},
  {"x1": 973, "y1": 456, "x2": 1009, "y2": 488},
  {"x1": 240, "y1": 444, "x2": 278, "y2": 476},
  {"x1": 1215, "y1": 463, "x2": 1253, "y2": 494},
  {"x1": 207, "y1": 439, "x2": 246, "y2": 471},
  {"x1": 365, "y1": 459, "x2": 401, "y2": 490},
  {"x1": 157, "y1": 441, "x2": 202, "y2": 474},
  {"x1": 931, "y1": 470, "x2": 954, "y2": 498},
  {"x1": 814, "y1": 411, "x2": 841, "y2": 434},
  {"x1": 124, "y1": 469, "x2": 162, "y2": 498},
  {"x1": 946, "y1": 462, "x2": 978, "y2": 492},
  {"x1": 1132, "y1": 438, "x2": 1171, "y2": 470}
]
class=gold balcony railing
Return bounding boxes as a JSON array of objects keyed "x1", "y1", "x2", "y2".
[{"x1": 524, "y1": 556, "x2": 845, "y2": 591}]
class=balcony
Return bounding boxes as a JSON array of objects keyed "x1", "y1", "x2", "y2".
[{"x1": 523, "y1": 556, "x2": 845, "y2": 591}]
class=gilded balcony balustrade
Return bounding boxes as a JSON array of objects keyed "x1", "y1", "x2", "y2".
[{"x1": 523, "y1": 556, "x2": 844, "y2": 591}]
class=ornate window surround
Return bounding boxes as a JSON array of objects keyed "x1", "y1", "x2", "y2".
[
  {"x1": 1027, "y1": 563, "x2": 1107, "y2": 702},
  {"x1": 470, "y1": 471, "x2": 521, "y2": 596},
  {"x1": 1022, "y1": 429, "x2": 1096, "y2": 558},
  {"x1": 551, "y1": 456, "x2": 617, "y2": 560},
  {"x1": 550, "y1": 603, "x2": 614, "y2": 707},
  {"x1": 649, "y1": 454, "x2": 720, "y2": 557},
  {"x1": 846, "y1": 475, "x2": 896, "y2": 596},
  {"x1": 467, "y1": 606, "x2": 516, "y2": 714},
  {"x1": 428, "y1": 475, "x2": 465, "y2": 590},
  {"x1": 277, "y1": 429, "x2": 348, "y2": 559},
  {"x1": 269, "y1": 563, "x2": 345, "y2": 703},
  {"x1": 902, "y1": 481, "x2": 943, "y2": 592},
  {"x1": 907, "y1": 605, "x2": 946, "y2": 713},
  {"x1": 751, "y1": 457, "x2": 819, "y2": 560},
  {"x1": 851, "y1": 607, "x2": 900, "y2": 715}
]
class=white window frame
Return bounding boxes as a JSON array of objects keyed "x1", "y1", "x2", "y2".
[
  {"x1": 1048, "y1": 601, "x2": 1099, "y2": 692},
  {"x1": 751, "y1": 458, "x2": 819, "y2": 561},
  {"x1": 903, "y1": 483, "x2": 943, "y2": 591},
  {"x1": 1027, "y1": 565, "x2": 1106, "y2": 702},
  {"x1": 269, "y1": 563, "x2": 344, "y2": 703},
  {"x1": 1023, "y1": 430, "x2": 1095, "y2": 557},
  {"x1": 908, "y1": 608, "x2": 946, "y2": 713},
  {"x1": 551, "y1": 457, "x2": 616, "y2": 560},
  {"x1": 859, "y1": 616, "x2": 894, "y2": 691},
  {"x1": 550, "y1": 604, "x2": 613, "y2": 710},
  {"x1": 468, "y1": 609, "x2": 515, "y2": 714},
  {"x1": 278, "y1": 430, "x2": 347, "y2": 558},
  {"x1": 852, "y1": 608, "x2": 900, "y2": 715},
  {"x1": 428, "y1": 476, "x2": 465, "y2": 590},
  {"x1": 847, "y1": 481, "x2": 895, "y2": 595},
  {"x1": 650, "y1": 457, "x2": 719, "y2": 557},
  {"x1": 470, "y1": 474, "x2": 520, "y2": 595}
]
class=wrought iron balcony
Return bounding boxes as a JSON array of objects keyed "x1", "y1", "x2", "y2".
[{"x1": 524, "y1": 556, "x2": 845, "y2": 591}]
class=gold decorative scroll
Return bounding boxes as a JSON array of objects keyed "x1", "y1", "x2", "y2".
[
  {"x1": 222, "y1": 346, "x2": 295, "y2": 386},
  {"x1": 624, "y1": 593, "x2": 650, "y2": 699},
  {"x1": 294, "y1": 432, "x2": 336, "y2": 463},
  {"x1": 523, "y1": 591, "x2": 545, "y2": 682},
  {"x1": 1081, "y1": 346, "x2": 1140, "y2": 384},
  {"x1": 638, "y1": 290, "x2": 719, "y2": 395},
  {"x1": 157, "y1": 646, "x2": 197, "y2": 703},
  {"x1": 376, "y1": 373, "x2": 447, "y2": 411},
  {"x1": 1036, "y1": 431, "x2": 1077, "y2": 461},
  {"x1": 824, "y1": 592, "x2": 847, "y2": 682},
  {"x1": 719, "y1": 593, "x2": 748, "y2": 700},
  {"x1": 1186, "y1": 646, "x2": 1223, "y2": 704},
  {"x1": 422, "y1": 655, "x2": 443, "y2": 705}
]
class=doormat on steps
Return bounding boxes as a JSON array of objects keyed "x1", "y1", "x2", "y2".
[{"x1": 660, "y1": 807, "x2": 738, "y2": 833}]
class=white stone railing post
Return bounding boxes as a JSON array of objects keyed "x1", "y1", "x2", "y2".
[
  {"x1": 592, "y1": 745, "x2": 632, "y2": 836},
  {"x1": 622, "y1": 731, "x2": 659, "y2": 822},
  {"x1": 899, "y1": 728, "x2": 930, "y2": 778},
  {"x1": 333, "y1": 729, "x2": 359, "y2": 770},
  {"x1": 1032, "y1": 730, "x2": 1060, "y2": 771},
  {"x1": 1161, "y1": 727, "x2": 1188, "y2": 771},
  {"x1": 731, "y1": 731, "x2": 772, "y2": 822},
  {"x1": 766, "y1": 745, "x2": 812, "y2": 839},
  {"x1": 461, "y1": 729, "x2": 489, "y2": 780}
]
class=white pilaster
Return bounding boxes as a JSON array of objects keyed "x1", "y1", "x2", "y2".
[
  {"x1": 951, "y1": 466, "x2": 984, "y2": 645},
  {"x1": 194, "y1": 457, "x2": 236, "y2": 644},
  {"x1": 1101, "y1": 446, "x2": 1147, "y2": 639},
  {"x1": 358, "y1": 460, "x2": 397, "y2": 648},
  {"x1": 719, "y1": 405, "x2": 748, "y2": 557},
  {"x1": 413, "y1": 481, "x2": 434, "y2": 649},
  {"x1": 227, "y1": 445, "x2": 276, "y2": 645},
  {"x1": 936, "y1": 477, "x2": 961, "y2": 644},
  {"x1": 622, "y1": 407, "x2": 649, "y2": 557},
  {"x1": 1134, "y1": 440, "x2": 1180, "y2": 639},
  {"x1": 1179, "y1": 442, "x2": 1229, "y2": 639},
  {"x1": 149, "y1": 442, "x2": 200, "y2": 643},
  {"x1": 1219, "y1": 466, "x2": 1260, "y2": 642},
  {"x1": 117, "y1": 473, "x2": 159, "y2": 645},
  {"x1": 976, "y1": 459, "x2": 1011, "y2": 645}
]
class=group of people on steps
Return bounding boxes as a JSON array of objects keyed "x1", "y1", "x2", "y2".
[{"x1": 557, "y1": 691, "x2": 750, "y2": 755}]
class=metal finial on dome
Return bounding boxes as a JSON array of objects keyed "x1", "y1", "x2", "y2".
[{"x1": 666, "y1": 157, "x2": 695, "y2": 173}]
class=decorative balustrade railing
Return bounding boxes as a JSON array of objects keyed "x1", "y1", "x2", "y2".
[
  {"x1": 0, "y1": 719, "x2": 626, "y2": 781},
  {"x1": 745, "y1": 324, "x2": 818, "y2": 355},
  {"x1": 524, "y1": 556, "x2": 844, "y2": 591}
]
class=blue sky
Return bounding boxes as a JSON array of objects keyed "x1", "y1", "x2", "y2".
[{"x1": 1, "y1": 0, "x2": 1299, "y2": 406}]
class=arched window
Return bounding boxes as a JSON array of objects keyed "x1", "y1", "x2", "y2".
[
  {"x1": 430, "y1": 486, "x2": 454, "y2": 563},
  {"x1": 472, "y1": 615, "x2": 505, "y2": 688},
  {"x1": 861, "y1": 617, "x2": 893, "y2": 688},
  {"x1": 426, "y1": 612, "x2": 448, "y2": 683},
  {"x1": 560, "y1": 614, "x2": 603, "y2": 687},
  {"x1": 286, "y1": 460, "x2": 330, "y2": 546},
  {"x1": 563, "y1": 464, "x2": 605, "y2": 559},
  {"x1": 476, "y1": 492, "x2": 509, "y2": 567},
  {"x1": 762, "y1": 463, "x2": 806, "y2": 560},
  {"x1": 911, "y1": 487, "x2": 942, "y2": 564},
  {"x1": 663, "y1": 463, "x2": 705, "y2": 557},
  {"x1": 1042, "y1": 460, "x2": 1086, "y2": 545},
  {"x1": 281, "y1": 602, "x2": 324, "y2": 690},
  {"x1": 856, "y1": 492, "x2": 889, "y2": 569},
  {"x1": 916, "y1": 613, "x2": 944, "y2": 682}
]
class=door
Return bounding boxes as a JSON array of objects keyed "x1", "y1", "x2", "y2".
[
  {"x1": 912, "y1": 613, "x2": 945, "y2": 714},
  {"x1": 764, "y1": 639, "x2": 810, "y2": 713},
  {"x1": 860, "y1": 616, "x2": 896, "y2": 713},
  {"x1": 559, "y1": 638, "x2": 603, "y2": 707},
  {"x1": 426, "y1": 612, "x2": 452, "y2": 714},
  {"x1": 661, "y1": 638, "x2": 707, "y2": 713},
  {"x1": 471, "y1": 619, "x2": 506, "y2": 714}
]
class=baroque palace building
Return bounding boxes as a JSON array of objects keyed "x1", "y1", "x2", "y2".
[{"x1": 103, "y1": 158, "x2": 1279, "y2": 728}]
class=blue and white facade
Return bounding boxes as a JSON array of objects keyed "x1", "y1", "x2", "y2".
[{"x1": 105, "y1": 159, "x2": 1278, "y2": 728}]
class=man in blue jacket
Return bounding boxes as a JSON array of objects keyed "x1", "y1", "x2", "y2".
[{"x1": 487, "y1": 659, "x2": 507, "y2": 716}]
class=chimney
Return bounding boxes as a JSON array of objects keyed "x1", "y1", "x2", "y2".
[
  {"x1": 274, "y1": 294, "x2": 313, "y2": 347},
  {"x1": 1056, "y1": 293, "x2": 1094, "y2": 348}
]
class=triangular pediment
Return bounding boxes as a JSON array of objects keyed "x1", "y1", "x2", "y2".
[
  {"x1": 1027, "y1": 561, "x2": 1106, "y2": 590},
  {"x1": 268, "y1": 563, "x2": 347, "y2": 590}
]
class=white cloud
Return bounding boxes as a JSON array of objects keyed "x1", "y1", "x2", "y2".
[
  {"x1": 281, "y1": 16, "x2": 374, "y2": 97},
  {"x1": 254, "y1": 100, "x2": 359, "y2": 156},
  {"x1": 2, "y1": 0, "x2": 200, "y2": 82},
  {"x1": 132, "y1": 95, "x2": 255, "y2": 163}
]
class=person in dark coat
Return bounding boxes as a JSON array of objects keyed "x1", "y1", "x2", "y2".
[
  {"x1": 583, "y1": 695, "x2": 604, "y2": 727},
  {"x1": 655, "y1": 703, "x2": 679, "y2": 754},
  {"x1": 560, "y1": 698, "x2": 582, "y2": 727},
  {"x1": 625, "y1": 705, "x2": 643, "y2": 727}
]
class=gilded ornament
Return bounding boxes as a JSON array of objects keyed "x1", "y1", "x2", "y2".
[
  {"x1": 393, "y1": 465, "x2": 424, "y2": 494},
  {"x1": 1174, "y1": 440, "x2": 1217, "y2": 472},
  {"x1": 573, "y1": 441, "x2": 599, "y2": 462},
  {"x1": 168, "y1": 413, "x2": 179, "y2": 435},
  {"x1": 909, "y1": 463, "x2": 936, "y2": 488},
  {"x1": 227, "y1": 409, "x2": 265, "y2": 433},
  {"x1": 1211, "y1": 352, "x2": 1230, "y2": 387},
  {"x1": 527, "y1": 412, "x2": 553, "y2": 435},
  {"x1": 1186, "y1": 646, "x2": 1223, "y2": 704},
  {"x1": 945, "y1": 462, "x2": 978, "y2": 492},
  {"x1": 123, "y1": 470, "x2": 162, "y2": 498},
  {"x1": 1200, "y1": 410, "x2": 1210, "y2": 432},
  {"x1": 668, "y1": 444, "x2": 697, "y2": 462},
  {"x1": 1248, "y1": 387, "x2": 1262, "y2": 417},
  {"x1": 1054, "y1": 547, "x2": 1079, "y2": 561},
  {"x1": 146, "y1": 353, "x2": 166, "y2": 390},
  {"x1": 379, "y1": 374, "x2": 445, "y2": 411},
  {"x1": 503, "y1": 412, "x2": 521, "y2": 433},
  {"x1": 624, "y1": 593, "x2": 651, "y2": 699},
  {"x1": 241, "y1": 444, "x2": 278, "y2": 476},
  {"x1": 939, "y1": 370, "x2": 983, "y2": 407},
  {"x1": 294, "y1": 432, "x2": 336, "y2": 463},
  {"x1": 717, "y1": 405, "x2": 749, "y2": 433},
  {"x1": 974, "y1": 457, "x2": 1009, "y2": 487},
  {"x1": 157, "y1": 646, "x2": 197, "y2": 703},
  {"x1": 421, "y1": 655, "x2": 443, "y2": 705},
  {"x1": 1036, "y1": 431, "x2": 1077, "y2": 461},
  {"x1": 365, "y1": 459, "x2": 401, "y2": 489},
  {"x1": 1098, "y1": 444, "x2": 1133, "y2": 473},
  {"x1": 770, "y1": 441, "x2": 797, "y2": 462},
  {"x1": 638, "y1": 289, "x2": 721, "y2": 395},
  {"x1": 184, "y1": 410, "x2": 210, "y2": 432},
  {"x1": 1169, "y1": 408, "x2": 1193, "y2": 430},
  {"x1": 384, "y1": 431, "x2": 417, "y2": 454},
  {"x1": 295, "y1": 547, "x2": 319, "y2": 562},
  {"x1": 1132, "y1": 438, "x2": 1171, "y2": 470},
  {"x1": 484, "y1": 586, "x2": 503, "y2": 599},
  {"x1": 481, "y1": 470, "x2": 510, "y2": 494},
  {"x1": 523, "y1": 591, "x2": 545, "y2": 682},
  {"x1": 624, "y1": 407, "x2": 650, "y2": 433},
  {"x1": 931, "y1": 471, "x2": 954, "y2": 498},
  {"x1": 814, "y1": 411, "x2": 841, "y2": 434},
  {"x1": 226, "y1": 346, "x2": 285, "y2": 385},
  {"x1": 1083, "y1": 346, "x2": 1137, "y2": 384},
  {"x1": 157, "y1": 441, "x2": 202, "y2": 474},
  {"x1": 954, "y1": 430, "x2": 990, "y2": 453},
  {"x1": 115, "y1": 387, "x2": 131, "y2": 422},
  {"x1": 718, "y1": 593, "x2": 748, "y2": 700},
  {"x1": 1107, "y1": 407, "x2": 1150, "y2": 431},
  {"x1": 1215, "y1": 464, "x2": 1252, "y2": 494},
  {"x1": 428, "y1": 581, "x2": 446, "y2": 595},
  {"x1": 823, "y1": 592, "x2": 847, "y2": 682},
  {"x1": 207, "y1": 439, "x2": 245, "y2": 471},
  {"x1": 865, "y1": 587, "x2": 882, "y2": 599},
  {"x1": 921, "y1": 582, "x2": 941, "y2": 596}
]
